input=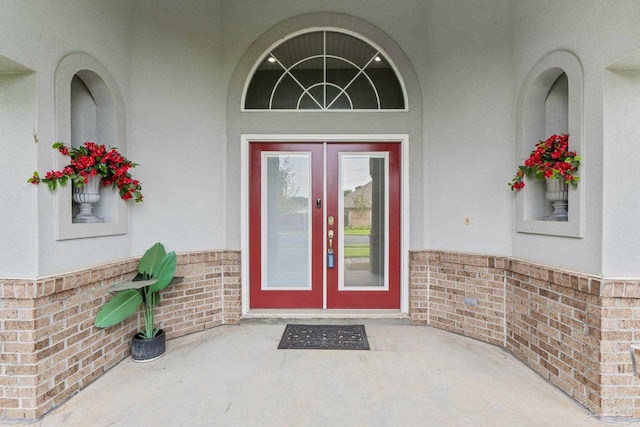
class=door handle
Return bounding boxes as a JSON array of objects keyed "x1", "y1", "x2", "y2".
[{"x1": 327, "y1": 230, "x2": 334, "y2": 268}]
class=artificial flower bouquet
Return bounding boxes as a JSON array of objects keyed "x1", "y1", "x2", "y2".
[
  {"x1": 28, "y1": 142, "x2": 143, "y2": 202},
  {"x1": 509, "y1": 134, "x2": 580, "y2": 191}
]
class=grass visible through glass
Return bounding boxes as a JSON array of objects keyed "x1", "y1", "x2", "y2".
[{"x1": 344, "y1": 226, "x2": 370, "y2": 258}]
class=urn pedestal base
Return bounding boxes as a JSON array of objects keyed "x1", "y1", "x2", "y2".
[
  {"x1": 72, "y1": 175, "x2": 104, "y2": 223},
  {"x1": 544, "y1": 178, "x2": 568, "y2": 222}
]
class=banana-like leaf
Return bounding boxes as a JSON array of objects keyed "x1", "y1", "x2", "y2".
[
  {"x1": 148, "y1": 251, "x2": 177, "y2": 293},
  {"x1": 147, "y1": 290, "x2": 159, "y2": 307},
  {"x1": 94, "y1": 289, "x2": 142, "y2": 328},
  {"x1": 138, "y1": 243, "x2": 166, "y2": 276},
  {"x1": 109, "y1": 279, "x2": 157, "y2": 293}
]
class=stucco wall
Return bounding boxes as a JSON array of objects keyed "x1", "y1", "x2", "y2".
[
  {"x1": 0, "y1": 0, "x2": 133, "y2": 278},
  {"x1": 512, "y1": 0, "x2": 640, "y2": 276},
  {"x1": 128, "y1": 0, "x2": 227, "y2": 255},
  {"x1": 0, "y1": 72, "x2": 37, "y2": 277},
  {"x1": 423, "y1": 0, "x2": 514, "y2": 256},
  {"x1": 603, "y1": 67, "x2": 640, "y2": 277},
  {"x1": 3, "y1": 0, "x2": 640, "y2": 280}
]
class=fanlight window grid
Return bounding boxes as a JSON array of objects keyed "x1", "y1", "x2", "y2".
[{"x1": 244, "y1": 31, "x2": 405, "y2": 111}]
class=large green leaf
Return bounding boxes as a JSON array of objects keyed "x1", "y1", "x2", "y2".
[
  {"x1": 147, "y1": 290, "x2": 160, "y2": 307},
  {"x1": 109, "y1": 279, "x2": 157, "y2": 293},
  {"x1": 148, "y1": 251, "x2": 177, "y2": 293},
  {"x1": 138, "y1": 243, "x2": 166, "y2": 276},
  {"x1": 94, "y1": 289, "x2": 142, "y2": 328}
]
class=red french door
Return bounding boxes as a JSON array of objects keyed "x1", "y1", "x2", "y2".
[{"x1": 249, "y1": 142, "x2": 401, "y2": 309}]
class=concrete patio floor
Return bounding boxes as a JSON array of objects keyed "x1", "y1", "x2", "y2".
[{"x1": 13, "y1": 323, "x2": 619, "y2": 426}]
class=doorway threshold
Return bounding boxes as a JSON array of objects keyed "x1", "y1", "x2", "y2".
[{"x1": 240, "y1": 309, "x2": 411, "y2": 325}]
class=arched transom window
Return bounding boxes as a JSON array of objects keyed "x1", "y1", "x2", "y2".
[{"x1": 244, "y1": 30, "x2": 406, "y2": 110}]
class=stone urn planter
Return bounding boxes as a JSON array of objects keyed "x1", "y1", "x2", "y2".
[
  {"x1": 545, "y1": 177, "x2": 568, "y2": 221},
  {"x1": 72, "y1": 175, "x2": 104, "y2": 223}
]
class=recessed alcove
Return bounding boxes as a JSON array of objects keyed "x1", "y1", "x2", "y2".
[
  {"x1": 69, "y1": 72, "x2": 119, "y2": 223},
  {"x1": 516, "y1": 51, "x2": 584, "y2": 238},
  {"x1": 546, "y1": 73, "x2": 568, "y2": 136},
  {"x1": 55, "y1": 53, "x2": 127, "y2": 240}
]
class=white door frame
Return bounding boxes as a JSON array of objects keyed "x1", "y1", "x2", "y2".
[{"x1": 241, "y1": 134, "x2": 410, "y2": 315}]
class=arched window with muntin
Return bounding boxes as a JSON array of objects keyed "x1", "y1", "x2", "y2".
[{"x1": 244, "y1": 30, "x2": 407, "y2": 111}]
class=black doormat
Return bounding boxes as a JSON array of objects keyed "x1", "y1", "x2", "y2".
[{"x1": 278, "y1": 324, "x2": 370, "y2": 350}]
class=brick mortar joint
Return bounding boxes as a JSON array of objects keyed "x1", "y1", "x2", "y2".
[
  {"x1": 410, "y1": 250, "x2": 619, "y2": 297},
  {"x1": 0, "y1": 250, "x2": 242, "y2": 300}
]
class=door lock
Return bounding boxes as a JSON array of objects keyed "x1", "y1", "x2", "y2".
[{"x1": 316, "y1": 199, "x2": 322, "y2": 209}]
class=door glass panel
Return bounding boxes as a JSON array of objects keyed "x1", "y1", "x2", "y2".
[
  {"x1": 262, "y1": 153, "x2": 311, "y2": 289},
  {"x1": 339, "y1": 153, "x2": 388, "y2": 289}
]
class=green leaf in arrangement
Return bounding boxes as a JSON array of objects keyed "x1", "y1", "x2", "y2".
[
  {"x1": 148, "y1": 252, "x2": 177, "y2": 293},
  {"x1": 94, "y1": 289, "x2": 142, "y2": 328},
  {"x1": 138, "y1": 243, "x2": 166, "y2": 276}
]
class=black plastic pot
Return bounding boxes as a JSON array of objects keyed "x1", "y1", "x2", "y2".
[{"x1": 131, "y1": 329, "x2": 165, "y2": 362}]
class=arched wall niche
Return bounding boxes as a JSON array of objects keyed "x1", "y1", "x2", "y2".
[
  {"x1": 516, "y1": 50, "x2": 584, "y2": 238},
  {"x1": 54, "y1": 53, "x2": 127, "y2": 240}
]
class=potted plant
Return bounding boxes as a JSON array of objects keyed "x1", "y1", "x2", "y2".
[
  {"x1": 28, "y1": 141, "x2": 143, "y2": 222},
  {"x1": 94, "y1": 243, "x2": 177, "y2": 362},
  {"x1": 509, "y1": 133, "x2": 581, "y2": 221}
]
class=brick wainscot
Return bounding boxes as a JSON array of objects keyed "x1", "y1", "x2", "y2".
[
  {"x1": 3, "y1": 249, "x2": 640, "y2": 421},
  {"x1": 0, "y1": 251, "x2": 240, "y2": 421},
  {"x1": 410, "y1": 250, "x2": 640, "y2": 419}
]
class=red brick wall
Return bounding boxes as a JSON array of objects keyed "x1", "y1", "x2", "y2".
[
  {"x1": 600, "y1": 281, "x2": 640, "y2": 417},
  {"x1": 0, "y1": 250, "x2": 240, "y2": 421},
  {"x1": 409, "y1": 250, "x2": 640, "y2": 418},
  {"x1": 505, "y1": 259, "x2": 602, "y2": 414},
  {"x1": 409, "y1": 251, "x2": 506, "y2": 346},
  {"x1": 4, "y1": 248, "x2": 640, "y2": 420}
]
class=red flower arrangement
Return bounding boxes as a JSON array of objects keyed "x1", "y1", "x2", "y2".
[
  {"x1": 509, "y1": 134, "x2": 581, "y2": 191},
  {"x1": 28, "y1": 142, "x2": 143, "y2": 202}
]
